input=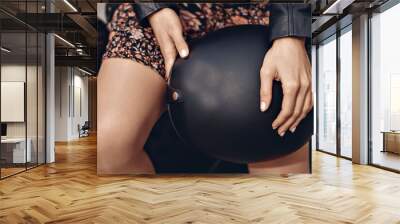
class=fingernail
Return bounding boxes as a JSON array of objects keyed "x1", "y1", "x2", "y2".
[
  {"x1": 279, "y1": 131, "x2": 285, "y2": 137},
  {"x1": 272, "y1": 124, "x2": 277, "y2": 130},
  {"x1": 260, "y1": 101, "x2": 267, "y2": 112},
  {"x1": 180, "y1": 49, "x2": 188, "y2": 58},
  {"x1": 290, "y1": 127, "x2": 296, "y2": 133},
  {"x1": 172, "y1": 91, "x2": 180, "y2": 101}
]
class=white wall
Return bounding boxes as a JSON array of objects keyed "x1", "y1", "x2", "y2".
[
  {"x1": 55, "y1": 66, "x2": 69, "y2": 141},
  {"x1": 1, "y1": 82, "x2": 25, "y2": 122},
  {"x1": 1, "y1": 65, "x2": 26, "y2": 133},
  {"x1": 1, "y1": 65, "x2": 40, "y2": 138},
  {"x1": 72, "y1": 73, "x2": 89, "y2": 138},
  {"x1": 1, "y1": 63, "x2": 46, "y2": 163},
  {"x1": 54, "y1": 66, "x2": 89, "y2": 141}
]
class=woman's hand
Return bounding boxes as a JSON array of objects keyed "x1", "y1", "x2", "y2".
[
  {"x1": 148, "y1": 8, "x2": 189, "y2": 80},
  {"x1": 259, "y1": 37, "x2": 313, "y2": 137}
]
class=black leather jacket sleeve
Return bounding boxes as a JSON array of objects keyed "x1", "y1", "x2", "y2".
[
  {"x1": 134, "y1": 3, "x2": 311, "y2": 41},
  {"x1": 268, "y1": 3, "x2": 311, "y2": 41}
]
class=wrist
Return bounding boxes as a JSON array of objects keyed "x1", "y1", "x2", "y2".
[
  {"x1": 148, "y1": 8, "x2": 171, "y2": 23},
  {"x1": 272, "y1": 37, "x2": 305, "y2": 48}
]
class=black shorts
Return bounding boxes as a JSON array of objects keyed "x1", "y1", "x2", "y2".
[{"x1": 144, "y1": 112, "x2": 248, "y2": 173}]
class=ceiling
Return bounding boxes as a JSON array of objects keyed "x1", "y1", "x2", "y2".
[{"x1": 0, "y1": 0, "x2": 100, "y2": 72}]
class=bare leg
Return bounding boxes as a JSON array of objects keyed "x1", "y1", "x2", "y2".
[
  {"x1": 248, "y1": 143, "x2": 310, "y2": 174},
  {"x1": 97, "y1": 58, "x2": 166, "y2": 175}
]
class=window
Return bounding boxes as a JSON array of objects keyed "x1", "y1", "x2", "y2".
[
  {"x1": 370, "y1": 2, "x2": 400, "y2": 171},
  {"x1": 339, "y1": 27, "x2": 352, "y2": 158},
  {"x1": 0, "y1": 1, "x2": 47, "y2": 179},
  {"x1": 317, "y1": 36, "x2": 337, "y2": 154}
]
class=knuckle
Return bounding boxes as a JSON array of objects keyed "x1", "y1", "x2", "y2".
[
  {"x1": 169, "y1": 25, "x2": 181, "y2": 33},
  {"x1": 292, "y1": 110, "x2": 301, "y2": 118},
  {"x1": 285, "y1": 89, "x2": 297, "y2": 96},
  {"x1": 300, "y1": 108, "x2": 308, "y2": 118},
  {"x1": 285, "y1": 82, "x2": 300, "y2": 93},
  {"x1": 171, "y1": 29, "x2": 183, "y2": 38},
  {"x1": 176, "y1": 37, "x2": 185, "y2": 45},
  {"x1": 301, "y1": 80, "x2": 310, "y2": 90},
  {"x1": 288, "y1": 115, "x2": 298, "y2": 123},
  {"x1": 260, "y1": 68, "x2": 271, "y2": 78},
  {"x1": 157, "y1": 32, "x2": 169, "y2": 42},
  {"x1": 164, "y1": 49, "x2": 176, "y2": 58},
  {"x1": 260, "y1": 90, "x2": 271, "y2": 98},
  {"x1": 259, "y1": 69, "x2": 266, "y2": 77},
  {"x1": 280, "y1": 110, "x2": 292, "y2": 119},
  {"x1": 164, "y1": 45, "x2": 176, "y2": 53}
]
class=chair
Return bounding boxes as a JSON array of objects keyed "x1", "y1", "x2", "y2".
[{"x1": 78, "y1": 121, "x2": 90, "y2": 138}]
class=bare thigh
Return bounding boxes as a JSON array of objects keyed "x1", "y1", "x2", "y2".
[
  {"x1": 248, "y1": 143, "x2": 310, "y2": 174},
  {"x1": 97, "y1": 58, "x2": 166, "y2": 175}
]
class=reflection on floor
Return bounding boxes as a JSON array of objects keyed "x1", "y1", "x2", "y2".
[
  {"x1": 0, "y1": 162, "x2": 42, "y2": 178},
  {"x1": 372, "y1": 150, "x2": 400, "y2": 171},
  {"x1": 0, "y1": 167, "x2": 25, "y2": 177},
  {"x1": 1, "y1": 135, "x2": 400, "y2": 223}
]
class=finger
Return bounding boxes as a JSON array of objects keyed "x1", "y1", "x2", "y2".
[
  {"x1": 164, "y1": 54, "x2": 176, "y2": 81},
  {"x1": 278, "y1": 76, "x2": 309, "y2": 135},
  {"x1": 159, "y1": 35, "x2": 177, "y2": 80},
  {"x1": 271, "y1": 79, "x2": 299, "y2": 136},
  {"x1": 259, "y1": 65, "x2": 276, "y2": 112},
  {"x1": 289, "y1": 90, "x2": 313, "y2": 132},
  {"x1": 170, "y1": 29, "x2": 189, "y2": 58}
]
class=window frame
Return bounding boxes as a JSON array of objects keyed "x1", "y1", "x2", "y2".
[{"x1": 314, "y1": 20, "x2": 353, "y2": 161}]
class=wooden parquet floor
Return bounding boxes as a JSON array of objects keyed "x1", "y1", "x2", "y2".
[{"x1": 1, "y1": 135, "x2": 400, "y2": 224}]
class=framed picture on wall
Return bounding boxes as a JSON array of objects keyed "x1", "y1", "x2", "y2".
[{"x1": 1, "y1": 81, "x2": 25, "y2": 122}]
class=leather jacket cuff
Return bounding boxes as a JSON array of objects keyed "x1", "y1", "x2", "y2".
[
  {"x1": 268, "y1": 3, "x2": 311, "y2": 41},
  {"x1": 134, "y1": 3, "x2": 169, "y2": 26}
]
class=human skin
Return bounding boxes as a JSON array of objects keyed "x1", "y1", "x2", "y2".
[
  {"x1": 248, "y1": 143, "x2": 309, "y2": 174},
  {"x1": 97, "y1": 59, "x2": 166, "y2": 174},
  {"x1": 96, "y1": 7, "x2": 312, "y2": 175}
]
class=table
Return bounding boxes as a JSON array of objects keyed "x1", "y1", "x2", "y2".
[
  {"x1": 1, "y1": 138, "x2": 32, "y2": 164},
  {"x1": 381, "y1": 131, "x2": 400, "y2": 154}
]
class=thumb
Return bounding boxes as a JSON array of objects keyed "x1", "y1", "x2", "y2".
[{"x1": 259, "y1": 65, "x2": 276, "y2": 112}]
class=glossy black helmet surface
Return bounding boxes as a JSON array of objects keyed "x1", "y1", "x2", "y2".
[{"x1": 168, "y1": 25, "x2": 313, "y2": 163}]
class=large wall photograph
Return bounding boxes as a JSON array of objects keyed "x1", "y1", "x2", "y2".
[{"x1": 96, "y1": 2, "x2": 313, "y2": 174}]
